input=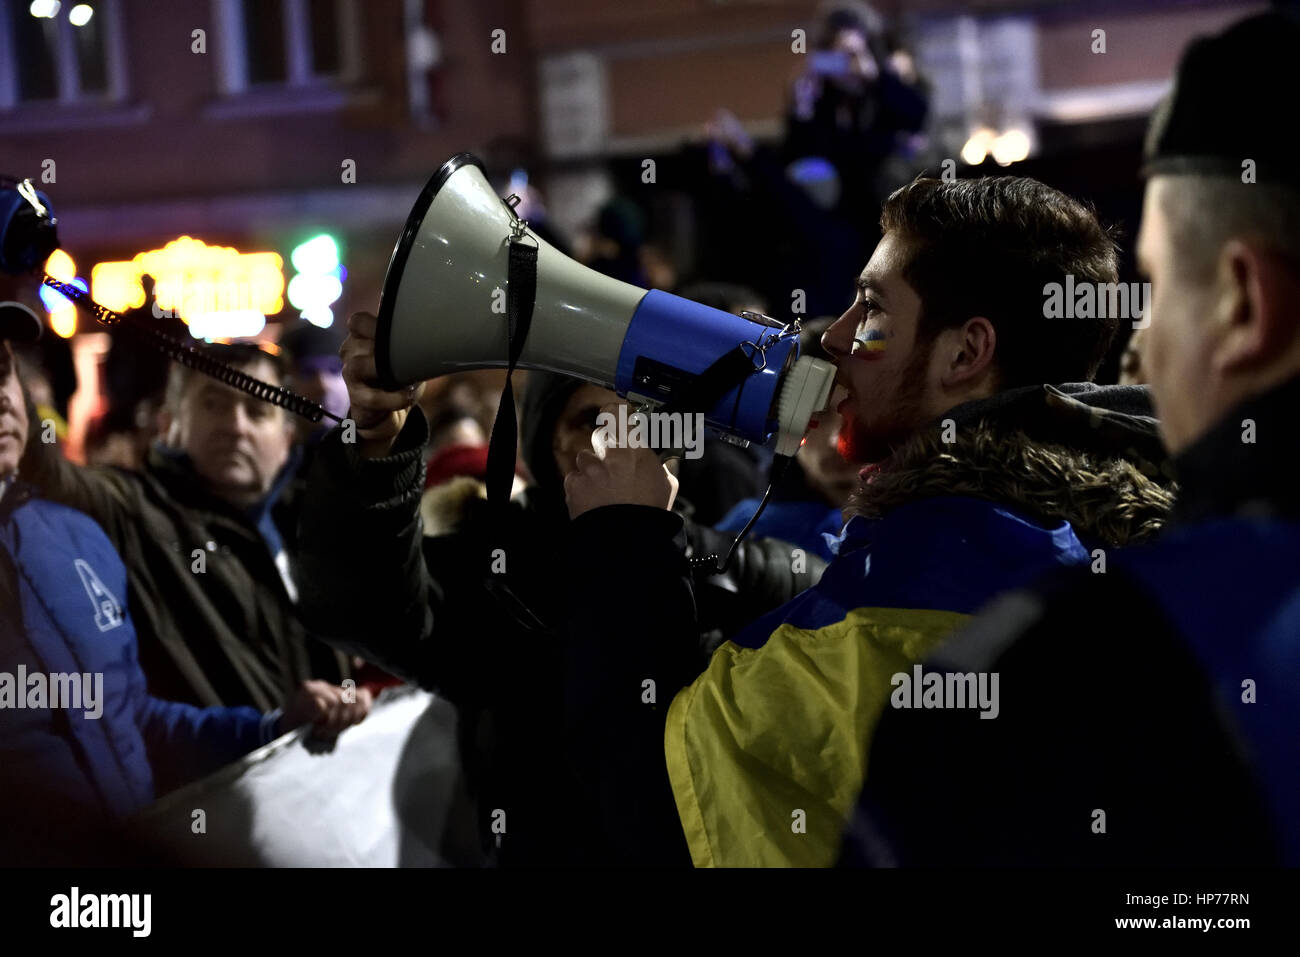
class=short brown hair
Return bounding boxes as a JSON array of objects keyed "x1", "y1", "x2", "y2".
[{"x1": 880, "y1": 176, "x2": 1121, "y2": 387}]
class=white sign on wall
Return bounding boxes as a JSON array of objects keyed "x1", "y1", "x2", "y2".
[{"x1": 540, "y1": 52, "x2": 610, "y2": 160}]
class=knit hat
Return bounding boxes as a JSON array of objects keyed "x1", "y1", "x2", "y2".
[{"x1": 1142, "y1": 11, "x2": 1300, "y2": 188}]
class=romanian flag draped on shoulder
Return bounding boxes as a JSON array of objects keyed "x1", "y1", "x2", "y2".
[{"x1": 664, "y1": 494, "x2": 1091, "y2": 867}]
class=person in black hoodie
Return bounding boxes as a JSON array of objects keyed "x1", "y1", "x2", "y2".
[{"x1": 294, "y1": 317, "x2": 820, "y2": 866}]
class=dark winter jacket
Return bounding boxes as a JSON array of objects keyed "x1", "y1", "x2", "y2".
[
  {"x1": 19, "y1": 410, "x2": 348, "y2": 713},
  {"x1": 295, "y1": 380, "x2": 819, "y2": 866},
  {"x1": 563, "y1": 383, "x2": 1178, "y2": 866},
  {"x1": 0, "y1": 479, "x2": 278, "y2": 865},
  {"x1": 846, "y1": 375, "x2": 1300, "y2": 866}
]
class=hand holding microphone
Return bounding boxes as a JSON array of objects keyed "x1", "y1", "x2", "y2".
[{"x1": 340, "y1": 311, "x2": 425, "y2": 458}]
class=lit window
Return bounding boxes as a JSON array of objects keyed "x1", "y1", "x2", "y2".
[{"x1": 0, "y1": 0, "x2": 122, "y2": 106}]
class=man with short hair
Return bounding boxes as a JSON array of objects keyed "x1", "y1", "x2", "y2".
[
  {"x1": 846, "y1": 10, "x2": 1298, "y2": 867},
  {"x1": 20, "y1": 341, "x2": 351, "y2": 720},
  {"x1": 1, "y1": 309, "x2": 369, "y2": 865},
  {"x1": 561, "y1": 174, "x2": 1176, "y2": 866}
]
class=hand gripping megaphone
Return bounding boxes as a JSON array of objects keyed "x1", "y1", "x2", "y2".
[{"x1": 375, "y1": 153, "x2": 835, "y2": 456}]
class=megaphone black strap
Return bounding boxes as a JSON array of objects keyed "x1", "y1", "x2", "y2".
[
  {"x1": 485, "y1": 239, "x2": 538, "y2": 512},
  {"x1": 39, "y1": 276, "x2": 340, "y2": 424},
  {"x1": 481, "y1": 238, "x2": 544, "y2": 629}
]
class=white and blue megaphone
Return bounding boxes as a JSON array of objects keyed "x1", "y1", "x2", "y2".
[{"x1": 374, "y1": 153, "x2": 835, "y2": 456}]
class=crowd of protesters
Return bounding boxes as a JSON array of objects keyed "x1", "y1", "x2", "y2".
[{"x1": 1, "y1": 7, "x2": 1296, "y2": 868}]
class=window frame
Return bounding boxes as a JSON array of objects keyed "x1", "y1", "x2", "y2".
[
  {"x1": 0, "y1": 0, "x2": 128, "y2": 110},
  {"x1": 213, "y1": 0, "x2": 361, "y2": 97}
]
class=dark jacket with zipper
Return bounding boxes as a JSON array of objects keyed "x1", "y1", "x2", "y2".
[
  {"x1": 846, "y1": 375, "x2": 1300, "y2": 867},
  {"x1": 19, "y1": 409, "x2": 348, "y2": 717}
]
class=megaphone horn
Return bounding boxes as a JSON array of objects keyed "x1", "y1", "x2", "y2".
[{"x1": 375, "y1": 153, "x2": 834, "y2": 455}]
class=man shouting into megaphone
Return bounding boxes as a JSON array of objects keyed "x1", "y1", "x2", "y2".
[
  {"x1": 554, "y1": 175, "x2": 1177, "y2": 868},
  {"x1": 302, "y1": 174, "x2": 1179, "y2": 868}
]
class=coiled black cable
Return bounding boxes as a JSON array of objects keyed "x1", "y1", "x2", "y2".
[
  {"x1": 42, "y1": 275, "x2": 342, "y2": 425},
  {"x1": 689, "y1": 450, "x2": 796, "y2": 576}
]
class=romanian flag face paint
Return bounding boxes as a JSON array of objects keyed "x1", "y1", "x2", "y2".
[{"x1": 851, "y1": 327, "x2": 888, "y2": 358}]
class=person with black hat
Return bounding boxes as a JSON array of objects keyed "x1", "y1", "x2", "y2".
[{"x1": 844, "y1": 9, "x2": 1300, "y2": 866}]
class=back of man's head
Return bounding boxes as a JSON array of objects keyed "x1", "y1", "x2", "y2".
[{"x1": 880, "y1": 176, "x2": 1121, "y2": 388}]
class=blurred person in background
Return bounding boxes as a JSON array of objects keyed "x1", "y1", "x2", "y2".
[
  {"x1": 279, "y1": 321, "x2": 349, "y2": 446},
  {"x1": 698, "y1": 3, "x2": 929, "y2": 318},
  {"x1": 785, "y1": 3, "x2": 930, "y2": 218},
  {"x1": 418, "y1": 405, "x2": 527, "y2": 537},
  {"x1": 418, "y1": 369, "x2": 507, "y2": 441},
  {"x1": 1118, "y1": 323, "x2": 1149, "y2": 385},
  {"x1": 79, "y1": 389, "x2": 167, "y2": 472},
  {"x1": 18, "y1": 341, "x2": 353, "y2": 738},
  {"x1": 579, "y1": 197, "x2": 652, "y2": 288},
  {"x1": 103, "y1": 275, "x2": 185, "y2": 425}
]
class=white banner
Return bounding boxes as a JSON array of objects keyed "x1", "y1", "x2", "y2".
[{"x1": 133, "y1": 685, "x2": 485, "y2": 867}]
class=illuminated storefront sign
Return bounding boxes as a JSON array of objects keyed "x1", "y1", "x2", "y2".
[{"x1": 91, "y1": 237, "x2": 285, "y2": 338}]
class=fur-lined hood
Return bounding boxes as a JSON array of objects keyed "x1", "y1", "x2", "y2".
[{"x1": 845, "y1": 384, "x2": 1177, "y2": 547}]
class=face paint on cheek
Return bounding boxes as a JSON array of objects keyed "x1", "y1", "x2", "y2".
[{"x1": 851, "y1": 328, "x2": 888, "y2": 359}]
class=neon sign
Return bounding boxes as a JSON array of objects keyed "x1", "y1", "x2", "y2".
[{"x1": 91, "y1": 237, "x2": 285, "y2": 337}]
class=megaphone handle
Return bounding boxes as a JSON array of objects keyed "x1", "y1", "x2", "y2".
[{"x1": 623, "y1": 401, "x2": 686, "y2": 463}]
